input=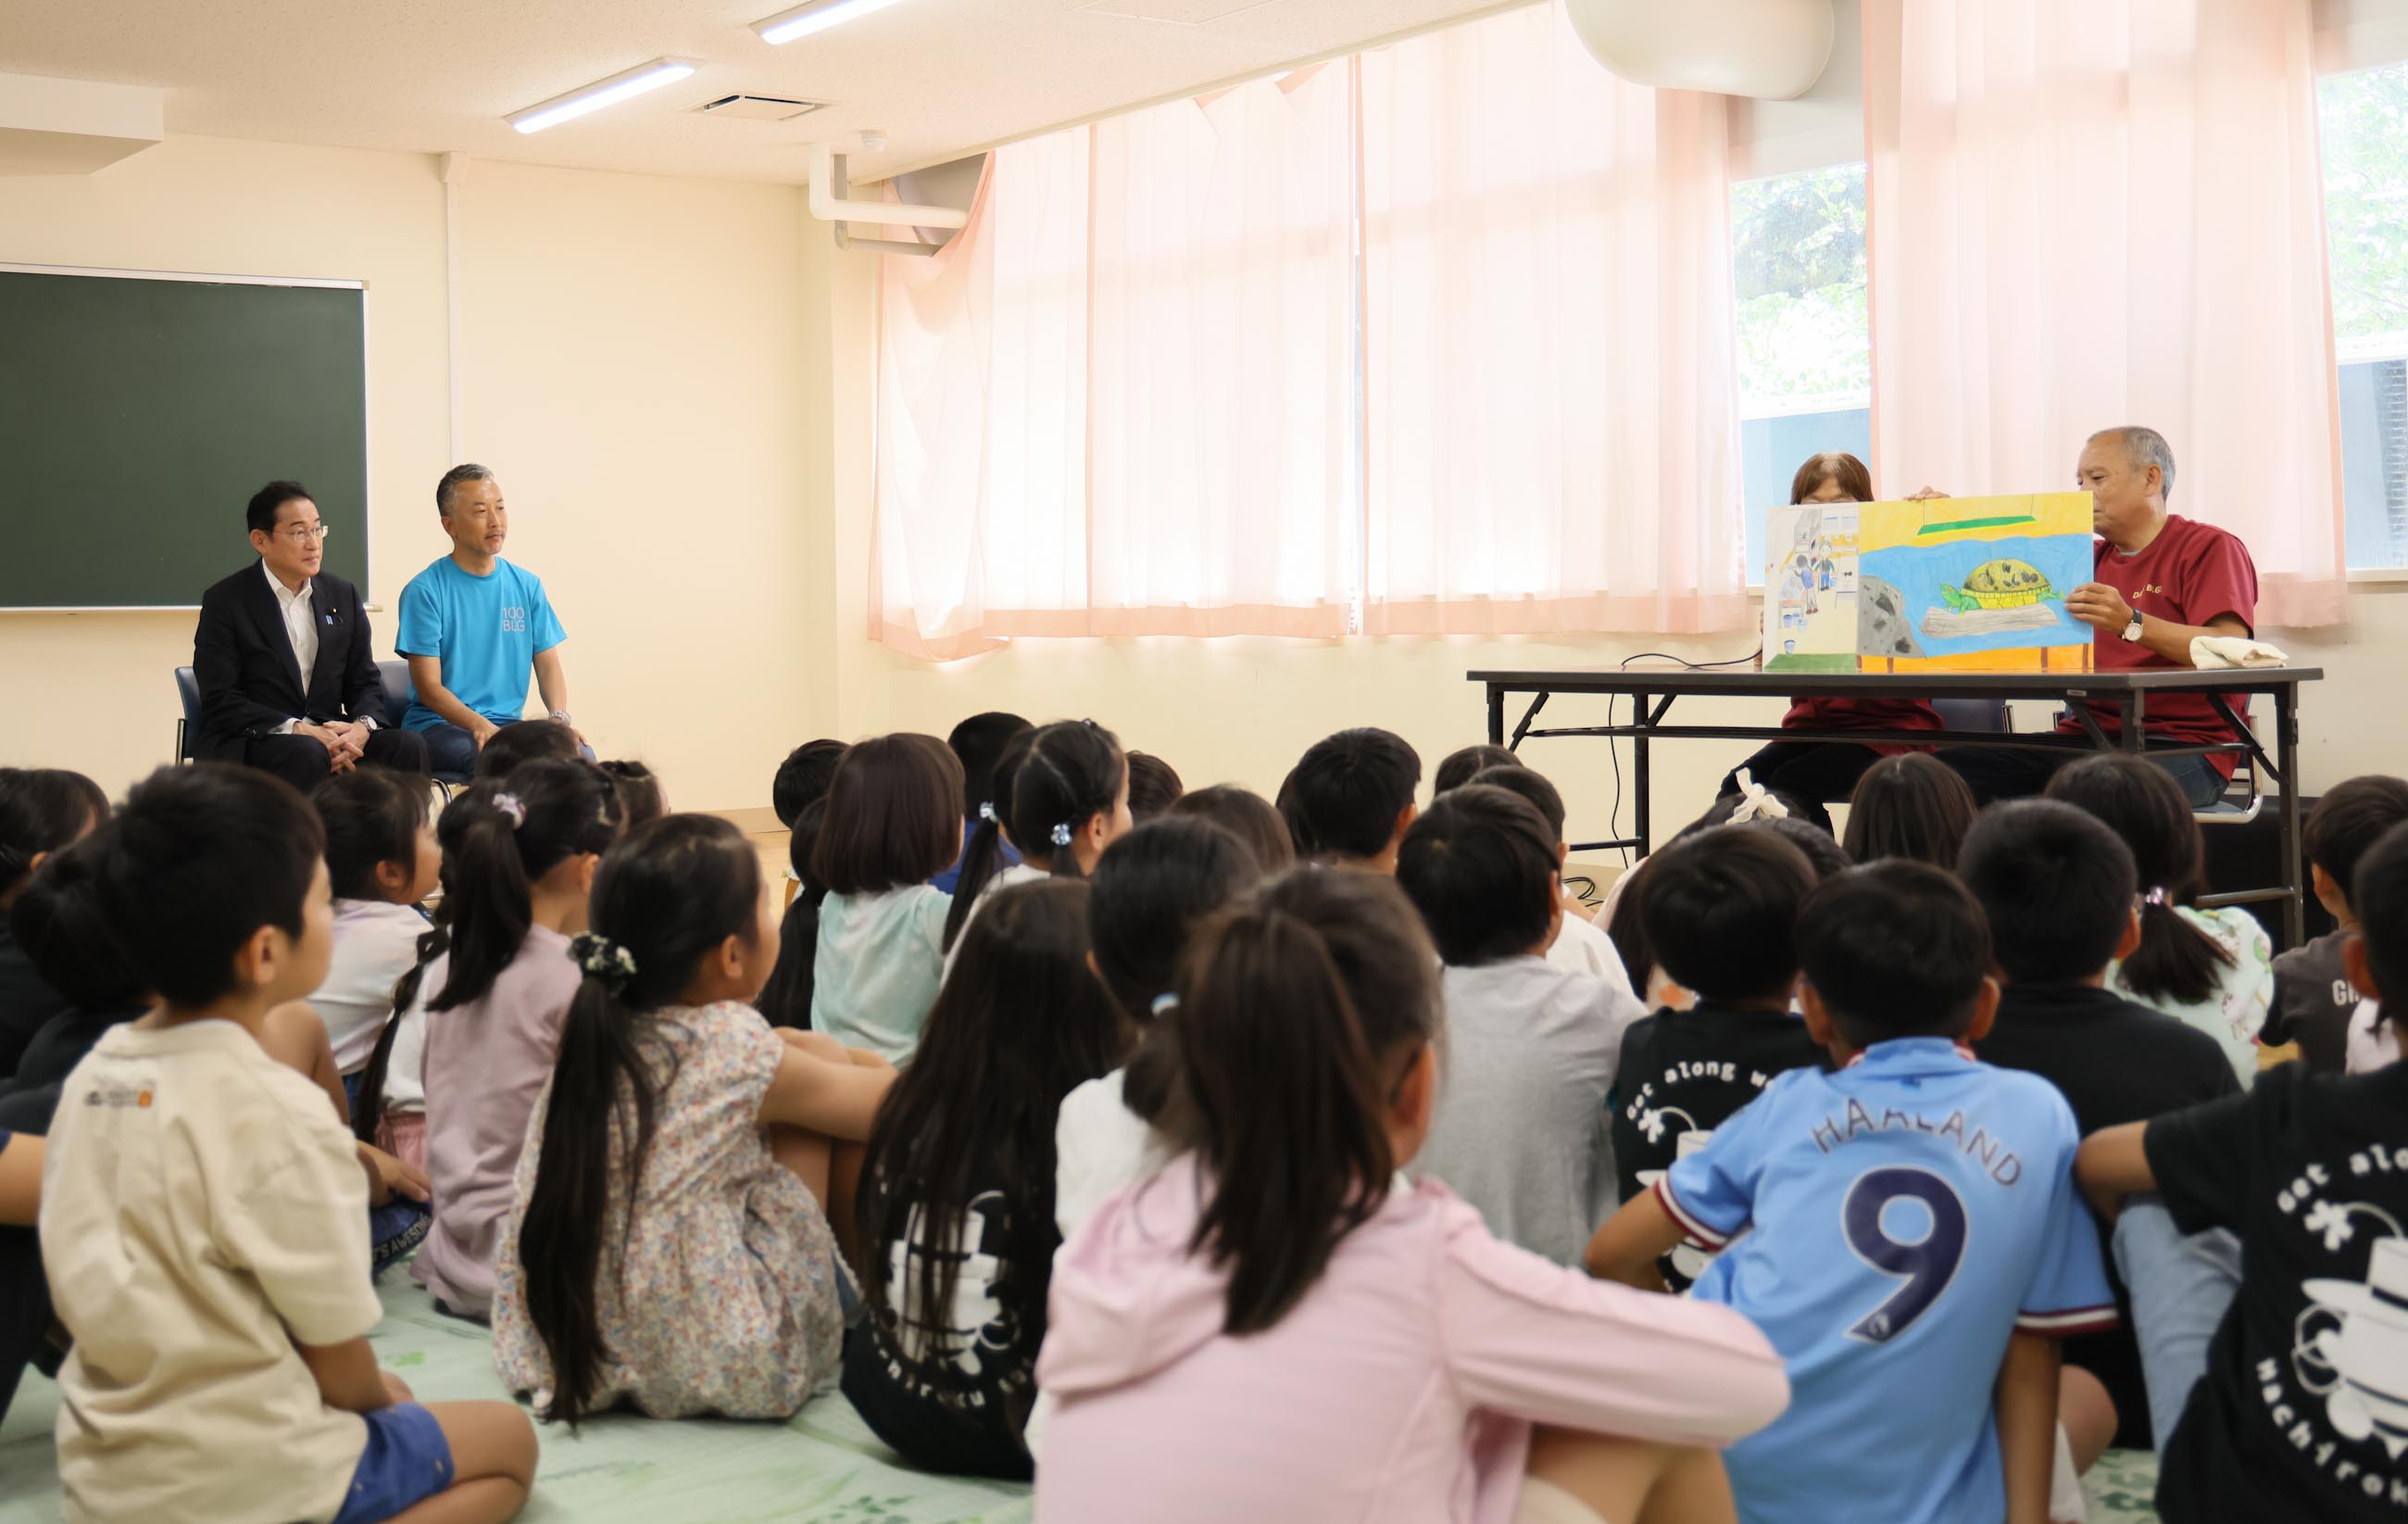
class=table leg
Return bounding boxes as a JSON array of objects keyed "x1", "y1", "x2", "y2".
[
  {"x1": 2123, "y1": 690, "x2": 2147, "y2": 754},
  {"x1": 1487, "y1": 685, "x2": 1505, "y2": 747},
  {"x1": 2279, "y1": 684, "x2": 2305, "y2": 949},
  {"x1": 1633, "y1": 693, "x2": 1653, "y2": 860}
]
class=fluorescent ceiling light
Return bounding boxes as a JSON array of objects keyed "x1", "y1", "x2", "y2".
[
  {"x1": 753, "y1": 0, "x2": 909, "y2": 45},
  {"x1": 508, "y1": 58, "x2": 697, "y2": 134}
]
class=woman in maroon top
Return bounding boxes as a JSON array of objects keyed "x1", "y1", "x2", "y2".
[{"x1": 1719, "y1": 452, "x2": 1944, "y2": 833}]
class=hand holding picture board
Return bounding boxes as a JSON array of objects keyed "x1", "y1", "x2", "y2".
[{"x1": 1763, "y1": 493, "x2": 2095, "y2": 674}]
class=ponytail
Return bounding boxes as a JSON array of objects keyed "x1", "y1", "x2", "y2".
[
  {"x1": 2044, "y1": 754, "x2": 2233, "y2": 1007},
  {"x1": 352, "y1": 917, "x2": 445, "y2": 1144},
  {"x1": 944, "y1": 730, "x2": 1036, "y2": 952},
  {"x1": 514, "y1": 815, "x2": 761, "y2": 1427},
  {"x1": 1165, "y1": 869, "x2": 1440, "y2": 1334},
  {"x1": 429, "y1": 762, "x2": 621, "y2": 1012},
  {"x1": 1013, "y1": 719, "x2": 1126, "y2": 886}
]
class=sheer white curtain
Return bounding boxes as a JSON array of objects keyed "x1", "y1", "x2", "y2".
[
  {"x1": 873, "y1": 70, "x2": 1354, "y2": 653},
  {"x1": 1862, "y1": 0, "x2": 2346, "y2": 625},
  {"x1": 873, "y1": 131, "x2": 1090, "y2": 659},
  {"x1": 1359, "y1": 1, "x2": 1750, "y2": 636},
  {"x1": 1086, "y1": 67, "x2": 1356, "y2": 635}
]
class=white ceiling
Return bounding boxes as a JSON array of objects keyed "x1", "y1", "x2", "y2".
[{"x1": 1, "y1": 0, "x2": 1535, "y2": 184}]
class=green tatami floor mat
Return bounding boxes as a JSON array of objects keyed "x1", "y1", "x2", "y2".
[
  {"x1": 0, "y1": 1267, "x2": 2162, "y2": 1522},
  {"x1": 0, "y1": 1270, "x2": 1034, "y2": 1524}
]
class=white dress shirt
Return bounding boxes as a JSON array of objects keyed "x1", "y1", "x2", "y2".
[
  {"x1": 264, "y1": 561, "x2": 319, "y2": 736},
  {"x1": 261, "y1": 561, "x2": 372, "y2": 736}
]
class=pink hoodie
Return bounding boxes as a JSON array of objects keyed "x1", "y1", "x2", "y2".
[{"x1": 1035, "y1": 1158, "x2": 1788, "y2": 1524}]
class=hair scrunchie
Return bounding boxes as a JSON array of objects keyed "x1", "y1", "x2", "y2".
[
  {"x1": 2143, "y1": 887, "x2": 2171, "y2": 907},
  {"x1": 570, "y1": 932, "x2": 638, "y2": 993},
  {"x1": 1050, "y1": 822, "x2": 1074, "y2": 848},
  {"x1": 491, "y1": 791, "x2": 527, "y2": 829},
  {"x1": 1726, "y1": 769, "x2": 1790, "y2": 825},
  {"x1": 978, "y1": 802, "x2": 997, "y2": 823}
]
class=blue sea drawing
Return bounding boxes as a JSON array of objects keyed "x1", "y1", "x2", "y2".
[{"x1": 1859, "y1": 533, "x2": 2091, "y2": 660}]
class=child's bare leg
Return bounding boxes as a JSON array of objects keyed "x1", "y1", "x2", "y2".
[
  {"x1": 1522, "y1": 1426, "x2": 1736, "y2": 1524},
  {"x1": 769, "y1": 1122, "x2": 834, "y2": 1205},
  {"x1": 383, "y1": 1400, "x2": 535, "y2": 1524},
  {"x1": 2060, "y1": 1365, "x2": 2117, "y2": 1473}
]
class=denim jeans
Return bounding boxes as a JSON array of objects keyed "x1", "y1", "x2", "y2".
[
  {"x1": 2111, "y1": 1196, "x2": 2244, "y2": 1451},
  {"x1": 420, "y1": 722, "x2": 596, "y2": 782}
]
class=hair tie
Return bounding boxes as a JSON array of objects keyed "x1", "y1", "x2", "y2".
[
  {"x1": 570, "y1": 932, "x2": 638, "y2": 993},
  {"x1": 491, "y1": 791, "x2": 527, "y2": 829},
  {"x1": 1149, "y1": 992, "x2": 1180, "y2": 1016},
  {"x1": 1050, "y1": 822, "x2": 1074, "y2": 848},
  {"x1": 2143, "y1": 887, "x2": 2170, "y2": 907},
  {"x1": 978, "y1": 801, "x2": 997, "y2": 823},
  {"x1": 1727, "y1": 769, "x2": 1790, "y2": 825}
]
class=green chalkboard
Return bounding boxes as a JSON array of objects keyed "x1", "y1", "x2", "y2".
[{"x1": 0, "y1": 267, "x2": 369, "y2": 608}]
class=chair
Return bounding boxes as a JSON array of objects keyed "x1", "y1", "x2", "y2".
[
  {"x1": 172, "y1": 666, "x2": 202, "y2": 762},
  {"x1": 381, "y1": 660, "x2": 472, "y2": 791},
  {"x1": 1930, "y1": 698, "x2": 2010, "y2": 734},
  {"x1": 2197, "y1": 696, "x2": 2265, "y2": 826}
]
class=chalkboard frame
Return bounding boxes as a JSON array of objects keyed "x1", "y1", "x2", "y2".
[{"x1": 0, "y1": 261, "x2": 371, "y2": 611}]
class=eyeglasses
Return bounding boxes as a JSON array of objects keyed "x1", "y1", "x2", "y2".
[{"x1": 280, "y1": 523, "x2": 332, "y2": 544}]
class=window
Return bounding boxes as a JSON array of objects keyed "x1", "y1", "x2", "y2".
[
  {"x1": 1731, "y1": 163, "x2": 1870, "y2": 584},
  {"x1": 2320, "y1": 61, "x2": 2408, "y2": 571}
]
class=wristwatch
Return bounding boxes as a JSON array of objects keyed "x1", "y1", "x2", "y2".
[
  {"x1": 548, "y1": 710, "x2": 574, "y2": 725},
  {"x1": 2120, "y1": 609, "x2": 2146, "y2": 643}
]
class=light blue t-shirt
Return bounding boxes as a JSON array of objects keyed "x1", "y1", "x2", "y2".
[
  {"x1": 1660, "y1": 1038, "x2": 2114, "y2": 1524},
  {"x1": 394, "y1": 556, "x2": 566, "y2": 731}
]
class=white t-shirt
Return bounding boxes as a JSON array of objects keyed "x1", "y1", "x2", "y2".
[
  {"x1": 813, "y1": 885, "x2": 952, "y2": 1065},
  {"x1": 312, "y1": 899, "x2": 430, "y2": 1073},
  {"x1": 41, "y1": 1019, "x2": 382, "y2": 1524},
  {"x1": 1053, "y1": 1066, "x2": 1176, "y2": 1241},
  {"x1": 942, "y1": 862, "x2": 1050, "y2": 982},
  {"x1": 1547, "y1": 908, "x2": 1636, "y2": 1000},
  {"x1": 383, "y1": 974, "x2": 430, "y2": 1115}
]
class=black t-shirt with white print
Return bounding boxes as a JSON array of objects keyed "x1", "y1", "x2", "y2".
[
  {"x1": 840, "y1": 1182, "x2": 1050, "y2": 1481},
  {"x1": 1611, "y1": 1001, "x2": 1827, "y2": 1290},
  {"x1": 2147, "y1": 1060, "x2": 2408, "y2": 1522}
]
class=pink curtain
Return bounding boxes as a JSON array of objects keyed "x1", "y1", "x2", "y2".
[
  {"x1": 1085, "y1": 67, "x2": 1357, "y2": 636},
  {"x1": 873, "y1": 71, "x2": 1354, "y2": 655},
  {"x1": 1359, "y1": 2, "x2": 1750, "y2": 636},
  {"x1": 1863, "y1": 0, "x2": 2346, "y2": 626},
  {"x1": 872, "y1": 132, "x2": 1091, "y2": 660}
]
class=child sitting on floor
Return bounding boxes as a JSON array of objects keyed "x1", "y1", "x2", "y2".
[
  {"x1": 412, "y1": 761, "x2": 624, "y2": 1320},
  {"x1": 1963, "y1": 800, "x2": 2239, "y2": 1455},
  {"x1": 0, "y1": 766, "x2": 109, "y2": 1077},
  {"x1": 2046, "y1": 754, "x2": 2272, "y2": 1081},
  {"x1": 1165, "y1": 785, "x2": 1294, "y2": 873},
  {"x1": 933, "y1": 713, "x2": 1030, "y2": 895},
  {"x1": 945, "y1": 721, "x2": 1134, "y2": 960},
  {"x1": 1052, "y1": 817, "x2": 1261, "y2": 1238},
  {"x1": 1124, "y1": 751, "x2": 1185, "y2": 821},
  {"x1": 495, "y1": 814, "x2": 892, "y2": 1423},
  {"x1": 1609, "y1": 828, "x2": 1827, "y2": 1291},
  {"x1": 1036, "y1": 866, "x2": 1788, "y2": 1524},
  {"x1": 755, "y1": 797, "x2": 832, "y2": 1031},
  {"x1": 1839, "y1": 751, "x2": 1978, "y2": 870},
  {"x1": 1589, "y1": 861, "x2": 2117, "y2": 1524},
  {"x1": 2076, "y1": 818, "x2": 2408, "y2": 1524},
  {"x1": 1462, "y1": 763, "x2": 1633, "y2": 998},
  {"x1": 43, "y1": 764, "x2": 534, "y2": 1524},
  {"x1": 813, "y1": 734, "x2": 963, "y2": 1064},
  {"x1": 2260, "y1": 775, "x2": 2408, "y2": 1073},
  {"x1": 845, "y1": 879, "x2": 1127, "y2": 1479},
  {"x1": 308, "y1": 770, "x2": 439, "y2": 1102},
  {"x1": 1284, "y1": 727, "x2": 1422, "y2": 873},
  {"x1": 1399, "y1": 786, "x2": 1642, "y2": 1266}
]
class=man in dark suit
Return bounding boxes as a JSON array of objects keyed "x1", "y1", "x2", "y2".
[{"x1": 193, "y1": 480, "x2": 431, "y2": 791}]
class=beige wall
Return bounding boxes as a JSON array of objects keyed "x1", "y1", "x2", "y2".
[{"x1": 0, "y1": 136, "x2": 818, "y2": 810}]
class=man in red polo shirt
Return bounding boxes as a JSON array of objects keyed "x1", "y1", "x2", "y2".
[{"x1": 1938, "y1": 426, "x2": 2257, "y2": 807}]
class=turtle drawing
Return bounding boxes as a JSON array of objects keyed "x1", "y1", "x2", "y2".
[{"x1": 1939, "y1": 559, "x2": 2056, "y2": 612}]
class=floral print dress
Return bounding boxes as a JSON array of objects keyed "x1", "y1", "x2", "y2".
[
  {"x1": 2111, "y1": 904, "x2": 2275, "y2": 1087},
  {"x1": 491, "y1": 1001, "x2": 849, "y2": 1418}
]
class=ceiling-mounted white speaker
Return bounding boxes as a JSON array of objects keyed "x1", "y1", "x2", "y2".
[{"x1": 1563, "y1": 0, "x2": 1836, "y2": 100}]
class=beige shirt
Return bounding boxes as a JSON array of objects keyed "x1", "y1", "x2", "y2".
[{"x1": 41, "y1": 1019, "x2": 382, "y2": 1524}]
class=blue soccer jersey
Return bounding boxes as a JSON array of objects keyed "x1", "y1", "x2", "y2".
[{"x1": 1659, "y1": 1038, "x2": 2115, "y2": 1524}]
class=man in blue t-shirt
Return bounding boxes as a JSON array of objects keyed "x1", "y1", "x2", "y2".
[
  {"x1": 394, "y1": 464, "x2": 582, "y2": 778},
  {"x1": 1589, "y1": 861, "x2": 2117, "y2": 1524}
]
